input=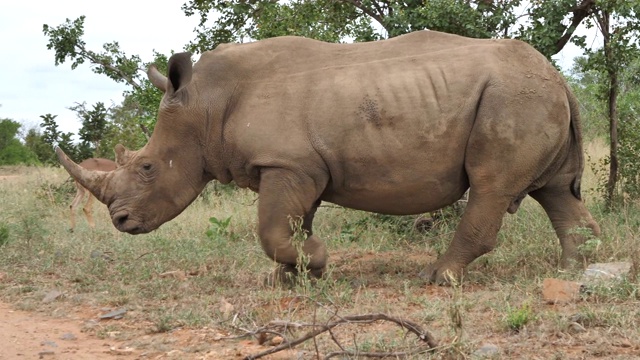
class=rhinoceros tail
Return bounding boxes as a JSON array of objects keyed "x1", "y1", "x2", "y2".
[{"x1": 566, "y1": 85, "x2": 584, "y2": 201}]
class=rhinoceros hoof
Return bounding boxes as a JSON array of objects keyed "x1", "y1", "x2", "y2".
[
  {"x1": 264, "y1": 264, "x2": 325, "y2": 288},
  {"x1": 419, "y1": 262, "x2": 464, "y2": 285}
]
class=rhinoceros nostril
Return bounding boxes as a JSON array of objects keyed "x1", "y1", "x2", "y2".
[{"x1": 113, "y1": 211, "x2": 129, "y2": 227}]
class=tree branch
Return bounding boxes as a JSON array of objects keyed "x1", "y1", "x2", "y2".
[
  {"x1": 554, "y1": 0, "x2": 596, "y2": 54},
  {"x1": 76, "y1": 44, "x2": 142, "y2": 89},
  {"x1": 341, "y1": 0, "x2": 390, "y2": 35}
]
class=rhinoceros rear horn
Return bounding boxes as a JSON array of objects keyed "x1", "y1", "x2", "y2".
[
  {"x1": 148, "y1": 64, "x2": 167, "y2": 92},
  {"x1": 55, "y1": 147, "x2": 111, "y2": 204}
]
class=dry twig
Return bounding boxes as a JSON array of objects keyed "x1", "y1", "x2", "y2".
[{"x1": 243, "y1": 312, "x2": 438, "y2": 360}]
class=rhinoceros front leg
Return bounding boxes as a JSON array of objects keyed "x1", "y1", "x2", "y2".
[
  {"x1": 421, "y1": 190, "x2": 512, "y2": 284},
  {"x1": 257, "y1": 168, "x2": 328, "y2": 285}
]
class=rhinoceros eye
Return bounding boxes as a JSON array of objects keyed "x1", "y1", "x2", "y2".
[{"x1": 142, "y1": 163, "x2": 152, "y2": 171}]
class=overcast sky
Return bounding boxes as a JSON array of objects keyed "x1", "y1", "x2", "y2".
[
  {"x1": 0, "y1": 0, "x2": 199, "y2": 135},
  {"x1": 1, "y1": 1, "x2": 592, "y2": 137}
]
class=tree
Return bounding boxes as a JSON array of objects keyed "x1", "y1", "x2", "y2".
[
  {"x1": 0, "y1": 119, "x2": 38, "y2": 165},
  {"x1": 181, "y1": 0, "x2": 594, "y2": 58},
  {"x1": 567, "y1": 2, "x2": 640, "y2": 208},
  {"x1": 70, "y1": 102, "x2": 110, "y2": 159},
  {"x1": 24, "y1": 127, "x2": 54, "y2": 165},
  {"x1": 39, "y1": 113, "x2": 80, "y2": 163}
]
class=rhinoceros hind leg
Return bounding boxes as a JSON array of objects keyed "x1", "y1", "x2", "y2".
[
  {"x1": 420, "y1": 190, "x2": 511, "y2": 284},
  {"x1": 257, "y1": 169, "x2": 329, "y2": 285},
  {"x1": 530, "y1": 181, "x2": 600, "y2": 268}
]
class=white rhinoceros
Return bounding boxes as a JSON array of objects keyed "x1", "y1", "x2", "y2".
[{"x1": 57, "y1": 30, "x2": 600, "y2": 284}]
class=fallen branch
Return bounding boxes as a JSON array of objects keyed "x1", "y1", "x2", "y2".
[{"x1": 244, "y1": 313, "x2": 438, "y2": 360}]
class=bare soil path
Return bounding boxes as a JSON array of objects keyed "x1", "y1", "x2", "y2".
[{"x1": 0, "y1": 302, "x2": 123, "y2": 360}]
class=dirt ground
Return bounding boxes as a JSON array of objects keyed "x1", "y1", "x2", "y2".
[
  {"x1": 0, "y1": 301, "x2": 303, "y2": 360},
  {"x1": 0, "y1": 302, "x2": 121, "y2": 359}
]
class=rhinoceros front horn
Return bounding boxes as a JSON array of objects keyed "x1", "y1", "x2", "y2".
[{"x1": 55, "y1": 147, "x2": 111, "y2": 204}]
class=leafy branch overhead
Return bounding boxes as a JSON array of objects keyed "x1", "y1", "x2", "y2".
[
  {"x1": 43, "y1": 16, "x2": 144, "y2": 89},
  {"x1": 42, "y1": 16, "x2": 171, "y2": 141},
  {"x1": 181, "y1": 0, "x2": 601, "y2": 58}
]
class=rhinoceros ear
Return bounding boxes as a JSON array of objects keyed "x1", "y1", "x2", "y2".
[
  {"x1": 166, "y1": 52, "x2": 193, "y2": 95},
  {"x1": 115, "y1": 144, "x2": 132, "y2": 167}
]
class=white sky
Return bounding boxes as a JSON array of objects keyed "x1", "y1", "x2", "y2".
[
  {"x1": 0, "y1": 0, "x2": 199, "y2": 135},
  {"x1": 1, "y1": 1, "x2": 593, "y2": 137}
]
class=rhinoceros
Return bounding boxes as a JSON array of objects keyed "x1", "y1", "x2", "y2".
[{"x1": 56, "y1": 30, "x2": 600, "y2": 284}]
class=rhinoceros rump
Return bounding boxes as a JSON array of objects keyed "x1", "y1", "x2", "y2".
[{"x1": 57, "y1": 30, "x2": 600, "y2": 284}]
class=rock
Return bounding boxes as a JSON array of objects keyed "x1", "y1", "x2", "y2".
[
  {"x1": 38, "y1": 350, "x2": 55, "y2": 357},
  {"x1": 60, "y1": 333, "x2": 77, "y2": 341},
  {"x1": 472, "y1": 343, "x2": 500, "y2": 358},
  {"x1": 99, "y1": 308, "x2": 127, "y2": 320},
  {"x1": 582, "y1": 262, "x2": 632, "y2": 283},
  {"x1": 568, "y1": 322, "x2": 586, "y2": 333},
  {"x1": 542, "y1": 278, "x2": 584, "y2": 304},
  {"x1": 270, "y1": 336, "x2": 284, "y2": 346},
  {"x1": 42, "y1": 290, "x2": 63, "y2": 303},
  {"x1": 40, "y1": 340, "x2": 58, "y2": 348}
]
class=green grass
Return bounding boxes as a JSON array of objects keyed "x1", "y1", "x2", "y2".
[{"x1": 0, "y1": 146, "x2": 638, "y2": 358}]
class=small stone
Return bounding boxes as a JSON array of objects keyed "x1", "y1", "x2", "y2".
[
  {"x1": 270, "y1": 336, "x2": 284, "y2": 346},
  {"x1": 40, "y1": 340, "x2": 58, "y2": 348},
  {"x1": 542, "y1": 278, "x2": 584, "y2": 304},
  {"x1": 42, "y1": 290, "x2": 63, "y2": 303},
  {"x1": 109, "y1": 346, "x2": 135, "y2": 355},
  {"x1": 568, "y1": 322, "x2": 586, "y2": 333},
  {"x1": 106, "y1": 331, "x2": 121, "y2": 338},
  {"x1": 60, "y1": 333, "x2": 77, "y2": 341},
  {"x1": 472, "y1": 343, "x2": 500, "y2": 358},
  {"x1": 166, "y1": 349, "x2": 184, "y2": 357},
  {"x1": 99, "y1": 308, "x2": 127, "y2": 320},
  {"x1": 38, "y1": 350, "x2": 55, "y2": 357},
  {"x1": 582, "y1": 262, "x2": 632, "y2": 283}
]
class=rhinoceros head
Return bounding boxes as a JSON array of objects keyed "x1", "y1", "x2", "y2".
[{"x1": 57, "y1": 53, "x2": 211, "y2": 234}]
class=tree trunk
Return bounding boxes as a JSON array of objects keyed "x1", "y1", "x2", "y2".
[
  {"x1": 601, "y1": 11, "x2": 619, "y2": 209},
  {"x1": 606, "y1": 70, "x2": 619, "y2": 208}
]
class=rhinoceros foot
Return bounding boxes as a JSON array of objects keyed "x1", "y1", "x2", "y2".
[
  {"x1": 419, "y1": 261, "x2": 465, "y2": 286},
  {"x1": 264, "y1": 264, "x2": 325, "y2": 288}
]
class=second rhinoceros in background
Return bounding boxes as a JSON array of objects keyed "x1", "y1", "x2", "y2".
[{"x1": 56, "y1": 30, "x2": 600, "y2": 284}]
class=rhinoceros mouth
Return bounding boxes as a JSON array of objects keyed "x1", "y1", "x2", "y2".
[{"x1": 111, "y1": 210, "x2": 149, "y2": 234}]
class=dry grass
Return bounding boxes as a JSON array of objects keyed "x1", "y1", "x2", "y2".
[{"x1": 0, "y1": 141, "x2": 638, "y2": 359}]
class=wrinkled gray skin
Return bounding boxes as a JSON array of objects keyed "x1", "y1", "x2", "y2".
[{"x1": 57, "y1": 30, "x2": 600, "y2": 284}]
